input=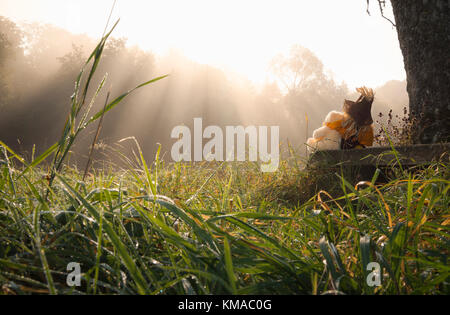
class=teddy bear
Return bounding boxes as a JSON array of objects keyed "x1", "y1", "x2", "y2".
[{"x1": 307, "y1": 87, "x2": 375, "y2": 151}]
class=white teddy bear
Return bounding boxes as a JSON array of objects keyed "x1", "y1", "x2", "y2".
[{"x1": 307, "y1": 111, "x2": 345, "y2": 151}]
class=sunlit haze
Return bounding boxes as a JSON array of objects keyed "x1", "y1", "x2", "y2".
[{"x1": 0, "y1": 0, "x2": 405, "y2": 89}]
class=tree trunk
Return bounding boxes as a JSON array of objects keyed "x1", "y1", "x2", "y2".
[{"x1": 390, "y1": 0, "x2": 450, "y2": 144}]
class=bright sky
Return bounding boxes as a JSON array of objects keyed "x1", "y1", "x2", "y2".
[{"x1": 0, "y1": 0, "x2": 406, "y2": 89}]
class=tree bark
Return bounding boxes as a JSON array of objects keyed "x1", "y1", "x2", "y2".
[{"x1": 390, "y1": 0, "x2": 450, "y2": 143}]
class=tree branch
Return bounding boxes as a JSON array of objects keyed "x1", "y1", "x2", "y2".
[
  {"x1": 366, "y1": 0, "x2": 397, "y2": 27},
  {"x1": 378, "y1": 0, "x2": 396, "y2": 27}
]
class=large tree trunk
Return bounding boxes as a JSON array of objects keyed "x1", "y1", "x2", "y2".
[{"x1": 390, "y1": 0, "x2": 450, "y2": 144}]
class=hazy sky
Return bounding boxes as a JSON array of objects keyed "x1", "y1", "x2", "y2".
[{"x1": 0, "y1": 0, "x2": 406, "y2": 89}]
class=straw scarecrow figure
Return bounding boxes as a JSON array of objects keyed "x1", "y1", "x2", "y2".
[{"x1": 307, "y1": 87, "x2": 375, "y2": 151}]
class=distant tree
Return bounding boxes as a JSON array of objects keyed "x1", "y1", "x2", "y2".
[
  {"x1": 270, "y1": 45, "x2": 326, "y2": 96},
  {"x1": 0, "y1": 17, "x2": 23, "y2": 64},
  {"x1": 0, "y1": 16, "x2": 24, "y2": 109},
  {"x1": 102, "y1": 37, "x2": 127, "y2": 60},
  {"x1": 269, "y1": 44, "x2": 348, "y2": 143},
  {"x1": 57, "y1": 44, "x2": 85, "y2": 77}
]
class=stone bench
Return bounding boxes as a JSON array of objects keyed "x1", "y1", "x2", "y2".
[{"x1": 308, "y1": 143, "x2": 449, "y2": 172}]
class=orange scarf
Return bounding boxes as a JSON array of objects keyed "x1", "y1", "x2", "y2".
[{"x1": 325, "y1": 114, "x2": 374, "y2": 148}]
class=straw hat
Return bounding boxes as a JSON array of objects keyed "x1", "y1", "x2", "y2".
[{"x1": 343, "y1": 87, "x2": 375, "y2": 126}]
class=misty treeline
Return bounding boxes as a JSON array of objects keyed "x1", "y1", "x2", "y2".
[{"x1": 0, "y1": 16, "x2": 408, "y2": 166}]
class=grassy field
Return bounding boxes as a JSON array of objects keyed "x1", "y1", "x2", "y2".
[
  {"x1": 0, "y1": 22, "x2": 448, "y2": 295},
  {"x1": 0, "y1": 143, "x2": 448, "y2": 295}
]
